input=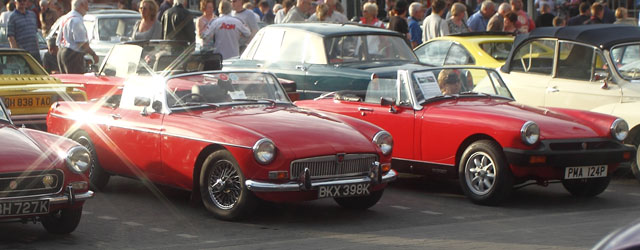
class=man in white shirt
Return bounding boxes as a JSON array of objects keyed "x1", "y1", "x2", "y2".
[
  {"x1": 56, "y1": 0, "x2": 98, "y2": 73},
  {"x1": 231, "y1": 0, "x2": 258, "y2": 52},
  {"x1": 307, "y1": 0, "x2": 348, "y2": 23},
  {"x1": 204, "y1": 0, "x2": 250, "y2": 59},
  {"x1": 422, "y1": 0, "x2": 449, "y2": 42}
]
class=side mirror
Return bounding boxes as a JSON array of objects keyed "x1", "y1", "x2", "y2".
[
  {"x1": 380, "y1": 97, "x2": 397, "y2": 113},
  {"x1": 134, "y1": 96, "x2": 151, "y2": 107},
  {"x1": 594, "y1": 72, "x2": 609, "y2": 81}
]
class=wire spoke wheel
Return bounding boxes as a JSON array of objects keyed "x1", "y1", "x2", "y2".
[{"x1": 207, "y1": 159, "x2": 242, "y2": 210}]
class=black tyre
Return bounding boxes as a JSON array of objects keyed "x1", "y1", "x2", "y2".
[
  {"x1": 41, "y1": 207, "x2": 83, "y2": 234},
  {"x1": 562, "y1": 177, "x2": 611, "y2": 197},
  {"x1": 334, "y1": 189, "x2": 384, "y2": 210},
  {"x1": 71, "y1": 131, "x2": 110, "y2": 190},
  {"x1": 459, "y1": 140, "x2": 514, "y2": 205},
  {"x1": 631, "y1": 135, "x2": 640, "y2": 183},
  {"x1": 199, "y1": 150, "x2": 257, "y2": 221}
]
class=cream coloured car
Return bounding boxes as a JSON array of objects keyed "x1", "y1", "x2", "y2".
[{"x1": 500, "y1": 24, "x2": 640, "y2": 182}]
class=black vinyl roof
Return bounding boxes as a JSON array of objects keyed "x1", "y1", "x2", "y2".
[
  {"x1": 502, "y1": 24, "x2": 640, "y2": 72},
  {"x1": 512, "y1": 24, "x2": 640, "y2": 50}
]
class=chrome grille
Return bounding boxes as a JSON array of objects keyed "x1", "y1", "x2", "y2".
[
  {"x1": 290, "y1": 154, "x2": 377, "y2": 180},
  {"x1": 0, "y1": 170, "x2": 64, "y2": 198}
]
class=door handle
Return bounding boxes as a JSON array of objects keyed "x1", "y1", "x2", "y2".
[
  {"x1": 256, "y1": 63, "x2": 263, "y2": 68},
  {"x1": 358, "y1": 107, "x2": 374, "y2": 112},
  {"x1": 110, "y1": 114, "x2": 122, "y2": 120},
  {"x1": 546, "y1": 86, "x2": 559, "y2": 93},
  {"x1": 295, "y1": 65, "x2": 307, "y2": 71}
]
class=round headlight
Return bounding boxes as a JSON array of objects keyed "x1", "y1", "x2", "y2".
[
  {"x1": 253, "y1": 138, "x2": 276, "y2": 165},
  {"x1": 520, "y1": 121, "x2": 540, "y2": 145},
  {"x1": 66, "y1": 146, "x2": 91, "y2": 174},
  {"x1": 611, "y1": 118, "x2": 629, "y2": 141},
  {"x1": 373, "y1": 131, "x2": 393, "y2": 156}
]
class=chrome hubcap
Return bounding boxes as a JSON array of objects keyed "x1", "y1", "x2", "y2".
[
  {"x1": 465, "y1": 152, "x2": 496, "y2": 196},
  {"x1": 207, "y1": 160, "x2": 241, "y2": 210}
]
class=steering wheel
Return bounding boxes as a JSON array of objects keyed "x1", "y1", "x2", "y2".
[{"x1": 175, "y1": 93, "x2": 206, "y2": 105}]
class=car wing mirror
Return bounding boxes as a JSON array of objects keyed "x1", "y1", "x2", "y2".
[
  {"x1": 134, "y1": 96, "x2": 151, "y2": 116},
  {"x1": 380, "y1": 97, "x2": 397, "y2": 113}
]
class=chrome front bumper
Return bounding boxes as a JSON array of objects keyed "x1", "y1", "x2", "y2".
[
  {"x1": 245, "y1": 169, "x2": 397, "y2": 192},
  {"x1": 4, "y1": 187, "x2": 94, "y2": 206}
]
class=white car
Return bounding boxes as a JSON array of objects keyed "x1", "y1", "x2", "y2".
[{"x1": 499, "y1": 24, "x2": 640, "y2": 182}]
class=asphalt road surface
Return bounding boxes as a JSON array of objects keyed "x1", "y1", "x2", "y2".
[{"x1": 1, "y1": 174, "x2": 639, "y2": 250}]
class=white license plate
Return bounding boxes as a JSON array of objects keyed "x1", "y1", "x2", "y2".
[
  {"x1": 564, "y1": 165, "x2": 608, "y2": 179},
  {"x1": 0, "y1": 200, "x2": 49, "y2": 217},
  {"x1": 318, "y1": 183, "x2": 370, "y2": 198}
]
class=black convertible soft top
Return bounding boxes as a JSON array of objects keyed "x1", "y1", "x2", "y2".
[{"x1": 502, "y1": 24, "x2": 640, "y2": 72}]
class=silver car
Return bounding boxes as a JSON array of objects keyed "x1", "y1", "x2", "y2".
[{"x1": 47, "y1": 10, "x2": 141, "y2": 67}]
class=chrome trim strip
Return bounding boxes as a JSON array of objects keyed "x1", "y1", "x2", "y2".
[
  {"x1": 10, "y1": 114, "x2": 48, "y2": 120},
  {"x1": 162, "y1": 132, "x2": 252, "y2": 149},
  {"x1": 245, "y1": 170, "x2": 397, "y2": 192},
  {"x1": 1, "y1": 190, "x2": 94, "y2": 205},
  {"x1": 51, "y1": 113, "x2": 252, "y2": 149},
  {"x1": 393, "y1": 157, "x2": 455, "y2": 167}
]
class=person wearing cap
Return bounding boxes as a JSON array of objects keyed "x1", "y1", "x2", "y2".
[{"x1": 43, "y1": 37, "x2": 59, "y2": 73}]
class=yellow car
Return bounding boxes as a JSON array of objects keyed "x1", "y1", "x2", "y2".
[
  {"x1": 414, "y1": 32, "x2": 514, "y2": 68},
  {"x1": 0, "y1": 49, "x2": 86, "y2": 128}
]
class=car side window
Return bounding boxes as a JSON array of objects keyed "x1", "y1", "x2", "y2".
[
  {"x1": 253, "y1": 29, "x2": 285, "y2": 61},
  {"x1": 102, "y1": 44, "x2": 143, "y2": 77},
  {"x1": 279, "y1": 30, "x2": 309, "y2": 62},
  {"x1": 415, "y1": 40, "x2": 452, "y2": 66},
  {"x1": 510, "y1": 39, "x2": 555, "y2": 75},
  {"x1": 119, "y1": 80, "x2": 162, "y2": 111},
  {"x1": 444, "y1": 43, "x2": 474, "y2": 65},
  {"x1": 556, "y1": 42, "x2": 598, "y2": 81},
  {"x1": 364, "y1": 78, "x2": 397, "y2": 104}
]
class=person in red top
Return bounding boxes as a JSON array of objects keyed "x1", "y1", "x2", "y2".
[
  {"x1": 510, "y1": 0, "x2": 535, "y2": 33},
  {"x1": 359, "y1": 2, "x2": 385, "y2": 28}
]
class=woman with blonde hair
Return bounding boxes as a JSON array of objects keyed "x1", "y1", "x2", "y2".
[
  {"x1": 197, "y1": 0, "x2": 217, "y2": 50},
  {"x1": 359, "y1": 2, "x2": 385, "y2": 28},
  {"x1": 131, "y1": 0, "x2": 162, "y2": 40},
  {"x1": 446, "y1": 2, "x2": 469, "y2": 34}
]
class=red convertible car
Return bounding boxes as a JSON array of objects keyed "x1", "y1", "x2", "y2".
[
  {"x1": 47, "y1": 70, "x2": 396, "y2": 220},
  {"x1": 0, "y1": 98, "x2": 93, "y2": 233},
  {"x1": 296, "y1": 66, "x2": 635, "y2": 205}
]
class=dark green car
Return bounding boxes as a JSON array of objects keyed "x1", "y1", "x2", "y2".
[{"x1": 224, "y1": 23, "x2": 423, "y2": 100}]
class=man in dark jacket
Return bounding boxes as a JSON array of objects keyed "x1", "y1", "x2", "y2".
[
  {"x1": 584, "y1": 2, "x2": 604, "y2": 24},
  {"x1": 161, "y1": 0, "x2": 195, "y2": 43},
  {"x1": 567, "y1": 2, "x2": 590, "y2": 26}
]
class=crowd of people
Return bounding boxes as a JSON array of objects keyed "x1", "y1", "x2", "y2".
[{"x1": 1, "y1": 0, "x2": 638, "y2": 73}]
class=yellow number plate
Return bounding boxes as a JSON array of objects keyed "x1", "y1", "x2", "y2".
[{"x1": 3, "y1": 96, "x2": 52, "y2": 109}]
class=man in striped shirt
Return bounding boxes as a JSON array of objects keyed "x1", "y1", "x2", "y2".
[{"x1": 7, "y1": 0, "x2": 41, "y2": 64}]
